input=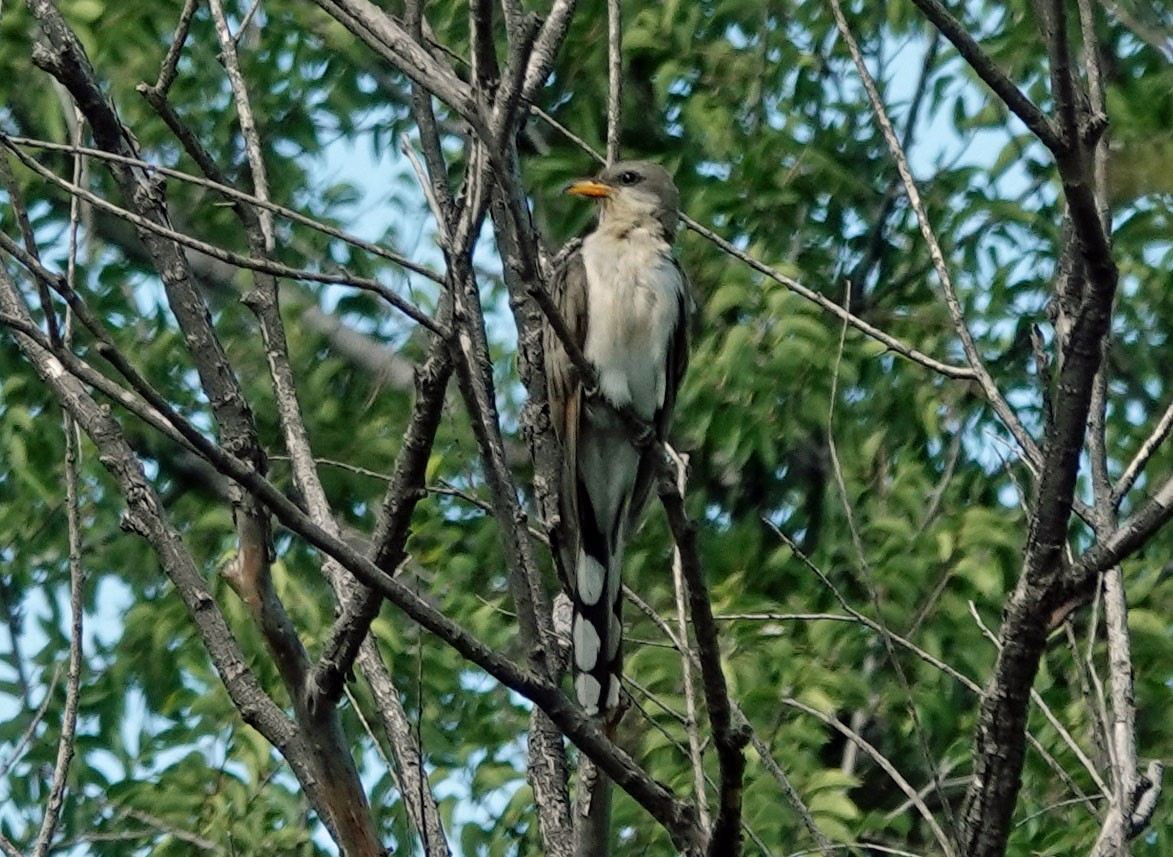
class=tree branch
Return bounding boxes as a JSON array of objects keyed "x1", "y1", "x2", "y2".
[
  {"x1": 907, "y1": 0, "x2": 1063, "y2": 152},
  {"x1": 0, "y1": 267, "x2": 343, "y2": 847},
  {"x1": 310, "y1": 0, "x2": 486, "y2": 137},
  {"x1": 829, "y1": 0, "x2": 1042, "y2": 473},
  {"x1": 0, "y1": 137, "x2": 441, "y2": 332},
  {"x1": 605, "y1": 0, "x2": 622, "y2": 163},
  {"x1": 661, "y1": 449, "x2": 749, "y2": 856}
]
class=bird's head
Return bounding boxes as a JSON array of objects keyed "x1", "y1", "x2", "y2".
[{"x1": 566, "y1": 160, "x2": 680, "y2": 238}]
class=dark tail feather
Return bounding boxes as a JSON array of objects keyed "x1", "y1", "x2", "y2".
[{"x1": 571, "y1": 480, "x2": 624, "y2": 716}]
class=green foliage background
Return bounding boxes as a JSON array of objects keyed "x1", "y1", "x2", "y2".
[{"x1": 1, "y1": 0, "x2": 1170, "y2": 854}]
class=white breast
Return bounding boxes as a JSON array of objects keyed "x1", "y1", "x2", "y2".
[{"x1": 580, "y1": 226, "x2": 683, "y2": 419}]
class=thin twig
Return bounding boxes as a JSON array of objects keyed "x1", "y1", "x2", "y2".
[
  {"x1": 209, "y1": 0, "x2": 275, "y2": 249},
  {"x1": 153, "y1": 0, "x2": 200, "y2": 96},
  {"x1": 966, "y1": 603, "x2": 1110, "y2": 797},
  {"x1": 825, "y1": 277, "x2": 959, "y2": 844},
  {"x1": 750, "y1": 732, "x2": 835, "y2": 854},
  {"x1": 781, "y1": 697, "x2": 955, "y2": 857},
  {"x1": 400, "y1": 134, "x2": 453, "y2": 244},
  {"x1": 682, "y1": 214, "x2": 977, "y2": 382},
  {"x1": 626, "y1": 589, "x2": 833, "y2": 850},
  {"x1": 1113, "y1": 397, "x2": 1173, "y2": 504},
  {"x1": 661, "y1": 446, "x2": 748, "y2": 854},
  {"x1": 32, "y1": 124, "x2": 88, "y2": 857},
  {"x1": 235, "y1": 0, "x2": 264, "y2": 41},
  {"x1": 0, "y1": 137, "x2": 441, "y2": 332},
  {"x1": 905, "y1": 0, "x2": 1062, "y2": 152},
  {"x1": 672, "y1": 470, "x2": 711, "y2": 831},
  {"x1": 767, "y1": 522, "x2": 1099, "y2": 817},
  {"x1": 0, "y1": 666, "x2": 62, "y2": 782},
  {"x1": 1090, "y1": 566, "x2": 1141, "y2": 855},
  {"x1": 11, "y1": 135, "x2": 442, "y2": 282},
  {"x1": 828, "y1": 0, "x2": 1041, "y2": 473},
  {"x1": 605, "y1": 0, "x2": 622, "y2": 163}
]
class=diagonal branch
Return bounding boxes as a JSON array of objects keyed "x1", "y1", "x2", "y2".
[
  {"x1": 0, "y1": 136, "x2": 441, "y2": 331},
  {"x1": 782, "y1": 697, "x2": 956, "y2": 856},
  {"x1": 0, "y1": 280, "x2": 703, "y2": 851},
  {"x1": 309, "y1": 323, "x2": 453, "y2": 711},
  {"x1": 828, "y1": 0, "x2": 1042, "y2": 473},
  {"x1": 7, "y1": 137, "x2": 444, "y2": 284},
  {"x1": 906, "y1": 0, "x2": 1063, "y2": 152},
  {"x1": 1112, "y1": 397, "x2": 1173, "y2": 504},
  {"x1": 661, "y1": 449, "x2": 749, "y2": 856},
  {"x1": 207, "y1": 0, "x2": 274, "y2": 249},
  {"x1": 152, "y1": 0, "x2": 198, "y2": 98},
  {"x1": 0, "y1": 267, "x2": 345, "y2": 847},
  {"x1": 310, "y1": 0, "x2": 485, "y2": 136},
  {"x1": 31, "y1": 393, "x2": 85, "y2": 857}
]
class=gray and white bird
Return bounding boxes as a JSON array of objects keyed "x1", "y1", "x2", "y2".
[{"x1": 544, "y1": 161, "x2": 690, "y2": 718}]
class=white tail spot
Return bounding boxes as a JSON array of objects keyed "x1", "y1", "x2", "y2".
[
  {"x1": 606, "y1": 609, "x2": 622, "y2": 661},
  {"x1": 573, "y1": 612, "x2": 601, "y2": 672},
  {"x1": 605, "y1": 675, "x2": 620, "y2": 710},
  {"x1": 575, "y1": 673, "x2": 602, "y2": 715},
  {"x1": 576, "y1": 549, "x2": 606, "y2": 605}
]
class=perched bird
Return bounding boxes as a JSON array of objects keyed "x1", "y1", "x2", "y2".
[{"x1": 545, "y1": 160, "x2": 690, "y2": 718}]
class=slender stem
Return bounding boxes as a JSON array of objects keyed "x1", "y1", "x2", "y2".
[
  {"x1": 605, "y1": 0, "x2": 622, "y2": 163},
  {"x1": 781, "y1": 697, "x2": 955, "y2": 857},
  {"x1": 208, "y1": 0, "x2": 275, "y2": 249},
  {"x1": 0, "y1": 136, "x2": 440, "y2": 331},
  {"x1": 673, "y1": 533, "x2": 711, "y2": 831},
  {"x1": 828, "y1": 0, "x2": 1041, "y2": 472},
  {"x1": 32, "y1": 408, "x2": 85, "y2": 857},
  {"x1": 906, "y1": 0, "x2": 1063, "y2": 152},
  {"x1": 153, "y1": 0, "x2": 200, "y2": 96}
]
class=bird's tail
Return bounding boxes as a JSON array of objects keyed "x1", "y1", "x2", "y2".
[{"x1": 570, "y1": 499, "x2": 625, "y2": 717}]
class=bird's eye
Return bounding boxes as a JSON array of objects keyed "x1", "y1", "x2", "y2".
[{"x1": 619, "y1": 171, "x2": 640, "y2": 186}]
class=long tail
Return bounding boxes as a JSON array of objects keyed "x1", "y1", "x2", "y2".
[{"x1": 571, "y1": 477, "x2": 625, "y2": 717}]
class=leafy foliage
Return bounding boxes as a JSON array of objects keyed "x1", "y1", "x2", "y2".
[{"x1": 1, "y1": 0, "x2": 1170, "y2": 855}]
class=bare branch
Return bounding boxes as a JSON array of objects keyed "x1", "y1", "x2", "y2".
[
  {"x1": 605, "y1": 0, "x2": 622, "y2": 164},
  {"x1": 626, "y1": 587, "x2": 835, "y2": 850},
  {"x1": 828, "y1": 0, "x2": 1042, "y2": 472},
  {"x1": 309, "y1": 321, "x2": 453, "y2": 711},
  {"x1": 768, "y1": 524, "x2": 1101, "y2": 819},
  {"x1": 0, "y1": 268, "x2": 342, "y2": 845},
  {"x1": 1112, "y1": 397, "x2": 1173, "y2": 504},
  {"x1": 906, "y1": 0, "x2": 1063, "y2": 151},
  {"x1": 207, "y1": 0, "x2": 275, "y2": 249},
  {"x1": 673, "y1": 525, "x2": 711, "y2": 831},
  {"x1": 0, "y1": 666, "x2": 61, "y2": 783},
  {"x1": 152, "y1": 0, "x2": 199, "y2": 97},
  {"x1": 7, "y1": 136, "x2": 445, "y2": 284},
  {"x1": 356, "y1": 637, "x2": 451, "y2": 855},
  {"x1": 682, "y1": 213, "x2": 977, "y2": 381},
  {"x1": 31, "y1": 196, "x2": 87, "y2": 857},
  {"x1": 661, "y1": 447, "x2": 748, "y2": 855},
  {"x1": 1088, "y1": 566, "x2": 1140, "y2": 856},
  {"x1": 967, "y1": 603, "x2": 1111, "y2": 798},
  {"x1": 0, "y1": 137, "x2": 441, "y2": 332},
  {"x1": 522, "y1": 0, "x2": 579, "y2": 100},
  {"x1": 310, "y1": 0, "x2": 486, "y2": 136},
  {"x1": 781, "y1": 697, "x2": 956, "y2": 857}
]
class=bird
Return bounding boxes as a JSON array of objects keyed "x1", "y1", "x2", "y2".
[{"x1": 544, "y1": 160, "x2": 691, "y2": 719}]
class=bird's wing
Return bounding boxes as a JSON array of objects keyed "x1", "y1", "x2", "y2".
[
  {"x1": 628, "y1": 259, "x2": 692, "y2": 529},
  {"x1": 544, "y1": 249, "x2": 590, "y2": 587}
]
